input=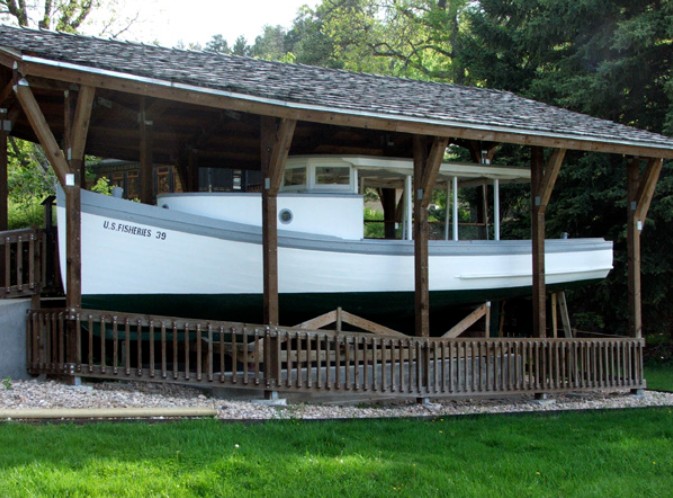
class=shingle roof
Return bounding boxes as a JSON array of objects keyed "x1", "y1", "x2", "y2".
[{"x1": 1, "y1": 24, "x2": 673, "y2": 154}]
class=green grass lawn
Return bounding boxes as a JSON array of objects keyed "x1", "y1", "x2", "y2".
[
  {"x1": 645, "y1": 363, "x2": 673, "y2": 391},
  {"x1": 1, "y1": 408, "x2": 672, "y2": 497}
]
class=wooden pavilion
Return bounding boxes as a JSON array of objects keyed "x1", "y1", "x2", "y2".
[{"x1": 1, "y1": 25, "x2": 672, "y2": 398}]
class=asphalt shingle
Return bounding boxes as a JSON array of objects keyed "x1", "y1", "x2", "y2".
[{"x1": 1, "y1": 24, "x2": 672, "y2": 151}]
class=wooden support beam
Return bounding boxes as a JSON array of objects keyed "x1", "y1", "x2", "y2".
[
  {"x1": 13, "y1": 79, "x2": 69, "y2": 185},
  {"x1": 413, "y1": 135, "x2": 449, "y2": 337},
  {"x1": 260, "y1": 116, "x2": 296, "y2": 327},
  {"x1": 69, "y1": 86, "x2": 95, "y2": 185},
  {"x1": 139, "y1": 98, "x2": 155, "y2": 204},
  {"x1": 530, "y1": 147, "x2": 566, "y2": 338},
  {"x1": 0, "y1": 80, "x2": 13, "y2": 107},
  {"x1": 530, "y1": 147, "x2": 546, "y2": 338},
  {"x1": 64, "y1": 187, "x2": 82, "y2": 312},
  {"x1": 417, "y1": 137, "x2": 449, "y2": 209},
  {"x1": 442, "y1": 302, "x2": 490, "y2": 338},
  {"x1": 60, "y1": 86, "x2": 95, "y2": 317},
  {"x1": 175, "y1": 148, "x2": 199, "y2": 192},
  {"x1": 294, "y1": 309, "x2": 338, "y2": 330},
  {"x1": 538, "y1": 148, "x2": 566, "y2": 209},
  {"x1": 293, "y1": 308, "x2": 407, "y2": 337},
  {"x1": 635, "y1": 158, "x2": 663, "y2": 223},
  {"x1": 627, "y1": 160, "x2": 641, "y2": 338},
  {"x1": 0, "y1": 111, "x2": 7, "y2": 231},
  {"x1": 626, "y1": 157, "x2": 663, "y2": 339},
  {"x1": 558, "y1": 291, "x2": 573, "y2": 338},
  {"x1": 380, "y1": 188, "x2": 397, "y2": 239},
  {"x1": 338, "y1": 309, "x2": 408, "y2": 338},
  {"x1": 265, "y1": 117, "x2": 296, "y2": 196}
]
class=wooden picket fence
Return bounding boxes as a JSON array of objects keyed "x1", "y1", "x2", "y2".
[
  {"x1": 0, "y1": 228, "x2": 44, "y2": 298},
  {"x1": 26, "y1": 309, "x2": 645, "y2": 397}
]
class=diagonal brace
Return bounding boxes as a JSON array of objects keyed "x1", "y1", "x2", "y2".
[
  {"x1": 265, "y1": 118, "x2": 296, "y2": 195},
  {"x1": 13, "y1": 78, "x2": 69, "y2": 185},
  {"x1": 634, "y1": 157, "x2": 663, "y2": 224},
  {"x1": 535, "y1": 148, "x2": 566, "y2": 211}
]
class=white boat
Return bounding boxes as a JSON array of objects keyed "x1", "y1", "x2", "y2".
[{"x1": 56, "y1": 156, "x2": 613, "y2": 329}]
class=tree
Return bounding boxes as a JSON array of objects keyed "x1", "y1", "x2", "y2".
[
  {"x1": 251, "y1": 25, "x2": 290, "y2": 61},
  {"x1": 205, "y1": 34, "x2": 231, "y2": 54},
  {"x1": 460, "y1": 0, "x2": 673, "y2": 336},
  {"x1": 0, "y1": 0, "x2": 139, "y2": 38},
  {"x1": 232, "y1": 36, "x2": 251, "y2": 57}
]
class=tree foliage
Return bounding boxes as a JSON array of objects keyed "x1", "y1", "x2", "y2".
[
  {"x1": 460, "y1": 0, "x2": 673, "y2": 335},
  {"x1": 0, "y1": 0, "x2": 97, "y2": 31}
]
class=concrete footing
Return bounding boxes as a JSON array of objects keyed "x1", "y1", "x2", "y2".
[{"x1": 0, "y1": 299, "x2": 31, "y2": 380}]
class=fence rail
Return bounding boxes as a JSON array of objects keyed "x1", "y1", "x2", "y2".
[
  {"x1": 0, "y1": 228, "x2": 45, "y2": 298},
  {"x1": 27, "y1": 309, "x2": 645, "y2": 397}
]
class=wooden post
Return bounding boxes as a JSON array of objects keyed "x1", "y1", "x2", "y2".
[
  {"x1": 558, "y1": 291, "x2": 572, "y2": 338},
  {"x1": 139, "y1": 98, "x2": 154, "y2": 204},
  {"x1": 381, "y1": 188, "x2": 397, "y2": 239},
  {"x1": 260, "y1": 116, "x2": 296, "y2": 325},
  {"x1": 188, "y1": 149, "x2": 199, "y2": 192},
  {"x1": 0, "y1": 109, "x2": 7, "y2": 294},
  {"x1": 551, "y1": 293, "x2": 558, "y2": 338},
  {"x1": 260, "y1": 116, "x2": 295, "y2": 392},
  {"x1": 412, "y1": 136, "x2": 449, "y2": 337},
  {"x1": 530, "y1": 147, "x2": 546, "y2": 338},
  {"x1": 530, "y1": 147, "x2": 565, "y2": 338},
  {"x1": 627, "y1": 157, "x2": 663, "y2": 338},
  {"x1": 0, "y1": 108, "x2": 8, "y2": 231},
  {"x1": 62, "y1": 87, "x2": 94, "y2": 373}
]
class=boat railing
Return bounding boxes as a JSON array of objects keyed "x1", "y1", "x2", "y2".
[
  {"x1": 27, "y1": 308, "x2": 646, "y2": 397},
  {"x1": 364, "y1": 219, "x2": 491, "y2": 240},
  {"x1": 0, "y1": 228, "x2": 47, "y2": 298}
]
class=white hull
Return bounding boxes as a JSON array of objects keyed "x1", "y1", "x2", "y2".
[{"x1": 56, "y1": 189, "x2": 612, "y2": 320}]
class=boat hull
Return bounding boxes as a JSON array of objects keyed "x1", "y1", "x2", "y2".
[{"x1": 56, "y1": 189, "x2": 613, "y2": 328}]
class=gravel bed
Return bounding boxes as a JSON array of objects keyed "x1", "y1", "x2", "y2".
[{"x1": 2, "y1": 380, "x2": 673, "y2": 420}]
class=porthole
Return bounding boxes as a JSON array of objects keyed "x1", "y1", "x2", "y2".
[{"x1": 279, "y1": 208, "x2": 293, "y2": 224}]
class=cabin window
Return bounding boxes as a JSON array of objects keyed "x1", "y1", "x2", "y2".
[
  {"x1": 284, "y1": 167, "x2": 306, "y2": 188},
  {"x1": 315, "y1": 166, "x2": 350, "y2": 186}
]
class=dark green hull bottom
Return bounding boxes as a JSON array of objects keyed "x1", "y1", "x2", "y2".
[{"x1": 83, "y1": 280, "x2": 599, "y2": 336}]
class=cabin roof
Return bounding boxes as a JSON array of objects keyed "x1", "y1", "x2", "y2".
[{"x1": 1, "y1": 24, "x2": 673, "y2": 165}]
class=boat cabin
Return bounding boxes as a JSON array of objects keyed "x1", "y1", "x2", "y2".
[{"x1": 158, "y1": 155, "x2": 531, "y2": 242}]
